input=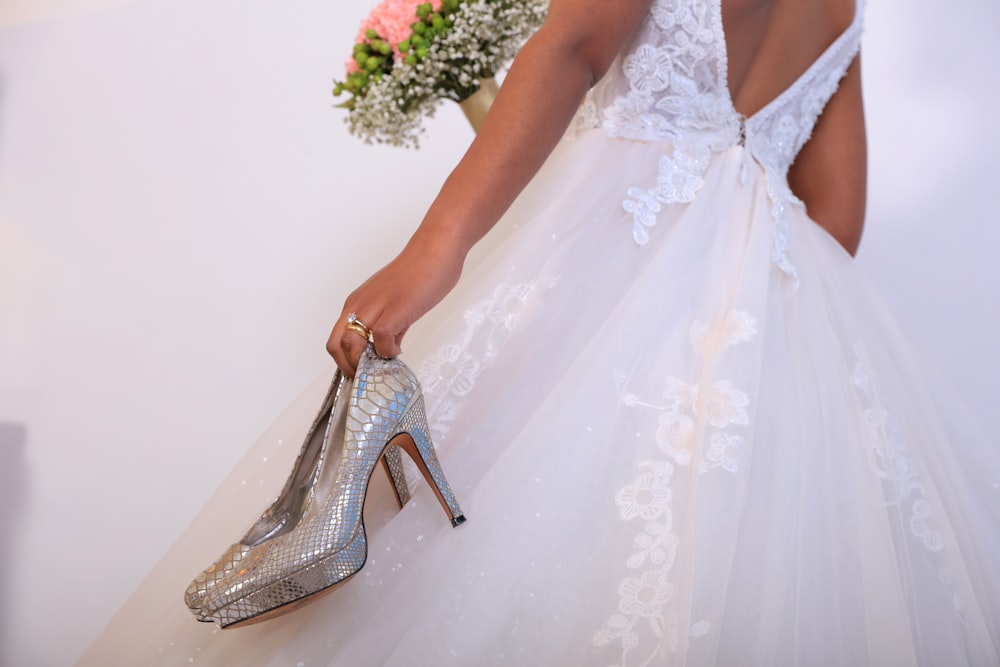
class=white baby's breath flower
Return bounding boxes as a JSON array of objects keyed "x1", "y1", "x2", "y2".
[{"x1": 336, "y1": 0, "x2": 547, "y2": 147}]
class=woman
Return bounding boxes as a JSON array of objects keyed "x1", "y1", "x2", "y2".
[{"x1": 85, "y1": 0, "x2": 1000, "y2": 664}]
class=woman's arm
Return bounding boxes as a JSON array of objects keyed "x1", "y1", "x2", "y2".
[
  {"x1": 787, "y1": 53, "x2": 868, "y2": 255},
  {"x1": 329, "y1": 0, "x2": 653, "y2": 375}
]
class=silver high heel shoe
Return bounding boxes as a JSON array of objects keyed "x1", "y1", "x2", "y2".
[
  {"x1": 190, "y1": 345, "x2": 466, "y2": 628},
  {"x1": 184, "y1": 367, "x2": 412, "y2": 616}
]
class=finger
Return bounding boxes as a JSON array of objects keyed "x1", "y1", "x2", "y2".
[
  {"x1": 371, "y1": 320, "x2": 402, "y2": 359},
  {"x1": 340, "y1": 327, "x2": 369, "y2": 373},
  {"x1": 328, "y1": 305, "x2": 372, "y2": 377},
  {"x1": 327, "y1": 322, "x2": 356, "y2": 377}
]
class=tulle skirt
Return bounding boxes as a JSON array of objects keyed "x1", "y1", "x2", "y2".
[{"x1": 80, "y1": 129, "x2": 1000, "y2": 666}]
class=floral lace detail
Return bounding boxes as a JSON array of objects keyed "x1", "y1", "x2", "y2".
[
  {"x1": 745, "y1": 49, "x2": 862, "y2": 181},
  {"x1": 689, "y1": 308, "x2": 757, "y2": 354},
  {"x1": 850, "y1": 351, "x2": 945, "y2": 553},
  {"x1": 419, "y1": 272, "x2": 558, "y2": 439},
  {"x1": 624, "y1": 44, "x2": 673, "y2": 95},
  {"x1": 623, "y1": 140, "x2": 712, "y2": 245},
  {"x1": 570, "y1": 98, "x2": 600, "y2": 133},
  {"x1": 848, "y1": 346, "x2": 973, "y2": 619},
  {"x1": 586, "y1": 0, "x2": 862, "y2": 268},
  {"x1": 621, "y1": 376, "x2": 749, "y2": 475},
  {"x1": 594, "y1": 309, "x2": 756, "y2": 664},
  {"x1": 595, "y1": 0, "x2": 732, "y2": 144},
  {"x1": 747, "y1": 34, "x2": 862, "y2": 285}
]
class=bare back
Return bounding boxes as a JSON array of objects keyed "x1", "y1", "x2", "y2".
[
  {"x1": 723, "y1": 0, "x2": 867, "y2": 254},
  {"x1": 723, "y1": 0, "x2": 857, "y2": 118}
]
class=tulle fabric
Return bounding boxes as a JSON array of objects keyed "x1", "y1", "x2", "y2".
[{"x1": 80, "y1": 130, "x2": 1000, "y2": 666}]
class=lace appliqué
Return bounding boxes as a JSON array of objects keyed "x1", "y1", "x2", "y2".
[
  {"x1": 850, "y1": 351, "x2": 944, "y2": 553},
  {"x1": 745, "y1": 25, "x2": 863, "y2": 286},
  {"x1": 623, "y1": 141, "x2": 712, "y2": 245},
  {"x1": 418, "y1": 273, "x2": 558, "y2": 440},
  {"x1": 599, "y1": 0, "x2": 729, "y2": 144},
  {"x1": 593, "y1": 310, "x2": 756, "y2": 664},
  {"x1": 589, "y1": 0, "x2": 863, "y2": 273},
  {"x1": 620, "y1": 375, "x2": 750, "y2": 475},
  {"x1": 601, "y1": 0, "x2": 737, "y2": 246},
  {"x1": 764, "y1": 177, "x2": 801, "y2": 287},
  {"x1": 570, "y1": 98, "x2": 600, "y2": 134},
  {"x1": 689, "y1": 308, "x2": 757, "y2": 354},
  {"x1": 850, "y1": 347, "x2": 968, "y2": 619}
]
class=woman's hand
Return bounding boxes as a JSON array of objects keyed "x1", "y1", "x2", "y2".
[{"x1": 327, "y1": 230, "x2": 466, "y2": 376}]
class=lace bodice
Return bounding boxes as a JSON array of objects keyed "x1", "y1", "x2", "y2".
[
  {"x1": 576, "y1": 0, "x2": 864, "y2": 265},
  {"x1": 584, "y1": 0, "x2": 863, "y2": 177}
]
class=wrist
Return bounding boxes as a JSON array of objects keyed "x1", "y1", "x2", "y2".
[{"x1": 407, "y1": 221, "x2": 474, "y2": 265}]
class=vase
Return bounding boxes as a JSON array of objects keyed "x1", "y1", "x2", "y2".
[{"x1": 458, "y1": 78, "x2": 498, "y2": 133}]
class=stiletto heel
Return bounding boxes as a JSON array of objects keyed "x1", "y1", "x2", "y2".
[
  {"x1": 190, "y1": 345, "x2": 465, "y2": 628},
  {"x1": 185, "y1": 368, "x2": 412, "y2": 617},
  {"x1": 380, "y1": 446, "x2": 412, "y2": 509},
  {"x1": 390, "y1": 394, "x2": 466, "y2": 527}
]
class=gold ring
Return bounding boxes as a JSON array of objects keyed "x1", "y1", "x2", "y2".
[{"x1": 345, "y1": 312, "x2": 372, "y2": 341}]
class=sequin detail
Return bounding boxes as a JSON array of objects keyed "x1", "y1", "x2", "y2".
[{"x1": 577, "y1": 0, "x2": 863, "y2": 278}]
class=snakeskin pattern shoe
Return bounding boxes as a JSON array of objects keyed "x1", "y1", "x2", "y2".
[
  {"x1": 188, "y1": 345, "x2": 466, "y2": 628},
  {"x1": 184, "y1": 369, "x2": 413, "y2": 616}
]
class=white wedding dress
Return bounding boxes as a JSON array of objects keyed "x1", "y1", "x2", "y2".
[{"x1": 81, "y1": 0, "x2": 1000, "y2": 664}]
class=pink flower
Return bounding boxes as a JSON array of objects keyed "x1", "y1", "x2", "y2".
[{"x1": 345, "y1": 0, "x2": 442, "y2": 72}]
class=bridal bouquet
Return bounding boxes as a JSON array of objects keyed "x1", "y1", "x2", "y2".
[{"x1": 333, "y1": 0, "x2": 547, "y2": 147}]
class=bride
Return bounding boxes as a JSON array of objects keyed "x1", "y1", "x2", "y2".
[{"x1": 82, "y1": 0, "x2": 1000, "y2": 664}]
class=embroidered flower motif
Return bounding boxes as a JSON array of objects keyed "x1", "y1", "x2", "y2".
[
  {"x1": 592, "y1": 614, "x2": 638, "y2": 649},
  {"x1": 604, "y1": 91, "x2": 661, "y2": 141},
  {"x1": 616, "y1": 467, "x2": 674, "y2": 521},
  {"x1": 623, "y1": 140, "x2": 711, "y2": 246},
  {"x1": 655, "y1": 143, "x2": 710, "y2": 202},
  {"x1": 623, "y1": 45, "x2": 673, "y2": 95},
  {"x1": 621, "y1": 392, "x2": 641, "y2": 408},
  {"x1": 417, "y1": 343, "x2": 480, "y2": 398},
  {"x1": 617, "y1": 571, "x2": 673, "y2": 618},
  {"x1": 696, "y1": 380, "x2": 750, "y2": 428},
  {"x1": 663, "y1": 376, "x2": 696, "y2": 408},
  {"x1": 489, "y1": 281, "x2": 542, "y2": 331},
  {"x1": 852, "y1": 350, "x2": 952, "y2": 568},
  {"x1": 704, "y1": 432, "x2": 744, "y2": 473},
  {"x1": 571, "y1": 98, "x2": 600, "y2": 132},
  {"x1": 628, "y1": 521, "x2": 680, "y2": 570},
  {"x1": 911, "y1": 499, "x2": 944, "y2": 552},
  {"x1": 860, "y1": 408, "x2": 922, "y2": 502},
  {"x1": 690, "y1": 309, "x2": 759, "y2": 353},
  {"x1": 420, "y1": 273, "x2": 556, "y2": 439},
  {"x1": 655, "y1": 412, "x2": 695, "y2": 466},
  {"x1": 650, "y1": 0, "x2": 687, "y2": 31},
  {"x1": 623, "y1": 187, "x2": 663, "y2": 246},
  {"x1": 600, "y1": 317, "x2": 757, "y2": 663},
  {"x1": 654, "y1": 74, "x2": 732, "y2": 138}
]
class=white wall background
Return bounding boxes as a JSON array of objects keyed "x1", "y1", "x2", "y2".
[{"x1": 0, "y1": 0, "x2": 996, "y2": 665}]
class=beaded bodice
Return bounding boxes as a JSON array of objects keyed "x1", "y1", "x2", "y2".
[
  {"x1": 575, "y1": 0, "x2": 863, "y2": 269},
  {"x1": 582, "y1": 0, "x2": 864, "y2": 178}
]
